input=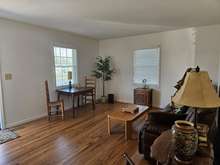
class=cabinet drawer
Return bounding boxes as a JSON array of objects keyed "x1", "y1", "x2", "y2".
[
  {"x1": 134, "y1": 94, "x2": 145, "y2": 105},
  {"x1": 134, "y1": 88, "x2": 152, "y2": 106},
  {"x1": 134, "y1": 89, "x2": 146, "y2": 95}
]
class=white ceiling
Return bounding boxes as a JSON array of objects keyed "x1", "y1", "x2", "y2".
[{"x1": 0, "y1": 0, "x2": 220, "y2": 39}]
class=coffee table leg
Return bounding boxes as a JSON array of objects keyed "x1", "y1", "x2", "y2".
[
  {"x1": 125, "y1": 121, "x2": 132, "y2": 140},
  {"x1": 108, "y1": 116, "x2": 111, "y2": 135}
]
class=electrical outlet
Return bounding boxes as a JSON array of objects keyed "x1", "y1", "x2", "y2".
[{"x1": 5, "y1": 73, "x2": 12, "y2": 80}]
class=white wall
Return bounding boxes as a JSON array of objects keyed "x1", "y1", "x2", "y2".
[
  {"x1": 0, "y1": 19, "x2": 98, "y2": 127},
  {"x1": 99, "y1": 24, "x2": 220, "y2": 108},
  {"x1": 0, "y1": 17, "x2": 220, "y2": 127},
  {"x1": 99, "y1": 28, "x2": 196, "y2": 108},
  {"x1": 194, "y1": 25, "x2": 220, "y2": 85}
]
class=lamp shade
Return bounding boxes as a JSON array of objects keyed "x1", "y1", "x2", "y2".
[
  {"x1": 68, "y1": 71, "x2": 72, "y2": 80},
  {"x1": 172, "y1": 71, "x2": 220, "y2": 108}
]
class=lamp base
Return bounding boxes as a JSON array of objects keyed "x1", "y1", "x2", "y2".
[
  {"x1": 69, "y1": 81, "x2": 72, "y2": 89},
  {"x1": 194, "y1": 108, "x2": 198, "y2": 128}
]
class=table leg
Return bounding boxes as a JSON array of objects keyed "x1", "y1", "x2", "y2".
[
  {"x1": 77, "y1": 96, "x2": 80, "y2": 107},
  {"x1": 56, "y1": 93, "x2": 60, "y2": 115},
  {"x1": 125, "y1": 121, "x2": 132, "y2": 140},
  {"x1": 108, "y1": 116, "x2": 111, "y2": 135},
  {"x1": 92, "y1": 92, "x2": 95, "y2": 110},
  {"x1": 84, "y1": 96, "x2": 86, "y2": 105},
  {"x1": 72, "y1": 95, "x2": 76, "y2": 118},
  {"x1": 57, "y1": 93, "x2": 60, "y2": 101}
]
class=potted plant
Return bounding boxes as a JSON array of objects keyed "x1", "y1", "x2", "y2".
[{"x1": 92, "y1": 56, "x2": 115, "y2": 103}]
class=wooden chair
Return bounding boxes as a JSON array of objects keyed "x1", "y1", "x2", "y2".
[
  {"x1": 84, "y1": 76, "x2": 96, "y2": 104},
  {"x1": 45, "y1": 80, "x2": 64, "y2": 120}
]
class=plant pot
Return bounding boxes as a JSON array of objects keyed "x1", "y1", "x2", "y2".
[
  {"x1": 108, "y1": 94, "x2": 114, "y2": 104},
  {"x1": 172, "y1": 120, "x2": 198, "y2": 164},
  {"x1": 101, "y1": 96, "x2": 107, "y2": 103}
]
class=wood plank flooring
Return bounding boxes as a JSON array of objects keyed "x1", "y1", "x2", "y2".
[{"x1": 0, "y1": 103, "x2": 150, "y2": 165}]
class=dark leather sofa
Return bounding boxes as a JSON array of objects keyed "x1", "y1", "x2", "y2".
[{"x1": 138, "y1": 105, "x2": 217, "y2": 160}]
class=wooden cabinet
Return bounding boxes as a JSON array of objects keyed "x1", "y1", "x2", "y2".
[{"x1": 134, "y1": 88, "x2": 152, "y2": 107}]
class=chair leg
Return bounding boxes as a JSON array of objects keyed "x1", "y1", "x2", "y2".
[
  {"x1": 77, "y1": 96, "x2": 80, "y2": 107},
  {"x1": 48, "y1": 106, "x2": 51, "y2": 121},
  {"x1": 92, "y1": 94, "x2": 95, "y2": 110},
  {"x1": 48, "y1": 113, "x2": 51, "y2": 121},
  {"x1": 84, "y1": 96, "x2": 87, "y2": 105}
]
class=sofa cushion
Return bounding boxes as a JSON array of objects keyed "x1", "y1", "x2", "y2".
[
  {"x1": 143, "y1": 122, "x2": 170, "y2": 135},
  {"x1": 148, "y1": 111, "x2": 187, "y2": 125}
]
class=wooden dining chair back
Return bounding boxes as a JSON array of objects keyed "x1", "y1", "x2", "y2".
[
  {"x1": 45, "y1": 80, "x2": 64, "y2": 120},
  {"x1": 45, "y1": 80, "x2": 50, "y2": 104},
  {"x1": 84, "y1": 76, "x2": 96, "y2": 104}
]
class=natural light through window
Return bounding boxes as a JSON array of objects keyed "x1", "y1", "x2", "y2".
[
  {"x1": 133, "y1": 48, "x2": 160, "y2": 85},
  {"x1": 54, "y1": 46, "x2": 77, "y2": 87}
]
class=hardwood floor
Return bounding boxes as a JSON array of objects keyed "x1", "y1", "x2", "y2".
[{"x1": 0, "y1": 103, "x2": 150, "y2": 165}]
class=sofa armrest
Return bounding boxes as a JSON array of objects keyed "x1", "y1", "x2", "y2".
[{"x1": 148, "y1": 111, "x2": 187, "y2": 125}]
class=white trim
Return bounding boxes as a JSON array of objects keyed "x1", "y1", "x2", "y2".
[
  {"x1": 6, "y1": 113, "x2": 47, "y2": 128},
  {"x1": 117, "y1": 99, "x2": 133, "y2": 104},
  {"x1": 75, "y1": 49, "x2": 79, "y2": 84}
]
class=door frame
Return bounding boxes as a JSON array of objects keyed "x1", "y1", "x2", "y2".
[
  {"x1": 0, "y1": 46, "x2": 6, "y2": 129},
  {"x1": 0, "y1": 77, "x2": 5, "y2": 129}
]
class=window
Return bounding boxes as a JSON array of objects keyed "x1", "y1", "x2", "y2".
[
  {"x1": 54, "y1": 46, "x2": 77, "y2": 87},
  {"x1": 133, "y1": 48, "x2": 160, "y2": 85}
]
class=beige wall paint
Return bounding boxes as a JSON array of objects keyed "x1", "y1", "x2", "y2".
[
  {"x1": 0, "y1": 19, "x2": 98, "y2": 127},
  {"x1": 99, "y1": 28, "x2": 196, "y2": 108}
]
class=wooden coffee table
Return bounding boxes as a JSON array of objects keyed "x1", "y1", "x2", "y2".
[{"x1": 107, "y1": 104, "x2": 149, "y2": 140}]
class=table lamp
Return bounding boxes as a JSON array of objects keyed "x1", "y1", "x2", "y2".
[
  {"x1": 68, "y1": 71, "x2": 72, "y2": 89},
  {"x1": 172, "y1": 66, "x2": 220, "y2": 128}
]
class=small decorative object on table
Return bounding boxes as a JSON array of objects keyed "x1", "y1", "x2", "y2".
[
  {"x1": 68, "y1": 71, "x2": 72, "y2": 89},
  {"x1": 142, "y1": 79, "x2": 148, "y2": 88},
  {"x1": 172, "y1": 120, "x2": 198, "y2": 164},
  {"x1": 121, "y1": 106, "x2": 139, "y2": 114}
]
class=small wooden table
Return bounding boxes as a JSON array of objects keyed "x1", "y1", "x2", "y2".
[
  {"x1": 107, "y1": 105, "x2": 149, "y2": 140},
  {"x1": 56, "y1": 87, "x2": 95, "y2": 117},
  {"x1": 151, "y1": 130, "x2": 214, "y2": 165}
]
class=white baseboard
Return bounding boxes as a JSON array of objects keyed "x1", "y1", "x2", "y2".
[
  {"x1": 6, "y1": 113, "x2": 47, "y2": 128},
  {"x1": 117, "y1": 99, "x2": 133, "y2": 104},
  {"x1": 6, "y1": 106, "x2": 73, "y2": 128}
]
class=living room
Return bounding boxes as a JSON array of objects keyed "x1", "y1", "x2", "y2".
[{"x1": 0, "y1": 1, "x2": 220, "y2": 165}]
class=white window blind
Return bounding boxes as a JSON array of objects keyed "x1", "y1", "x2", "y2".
[
  {"x1": 133, "y1": 48, "x2": 160, "y2": 85},
  {"x1": 54, "y1": 46, "x2": 77, "y2": 87}
]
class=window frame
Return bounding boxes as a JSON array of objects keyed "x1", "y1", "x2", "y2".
[
  {"x1": 52, "y1": 45, "x2": 78, "y2": 88},
  {"x1": 132, "y1": 47, "x2": 161, "y2": 87}
]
